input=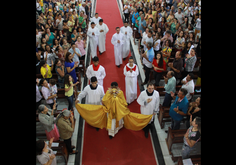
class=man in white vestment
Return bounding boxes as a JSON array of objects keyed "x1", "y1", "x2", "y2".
[
  {"x1": 137, "y1": 82, "x2": 160, "y2": 138},
  {"x1": 90, "y1": 13, "x2": 102, "y2": 46},
  {"x1": 120, "y1": 21, "x2": 133, "y2": 60},
  {"x1": 90, "y1": 13, "x2": 102, "y2": 26},
  {"x1": 75, "y1": 76, "x2": 105, "y2": 105},
  {"x1": 86, "y1": 56, "x2": 106, "y2": 87},
  {"x1": 123, "y1": 56, "x2": 139, "y2": 104},
  {"x1": 111, "y1": 27, "x2": 124, "y2": 67},
  {"x1": 95, "y1": 19, "x2": 109, "y2": 55},
  {"x1": 75, "y1": 76, "x2": 105, "y2": 131},
  {"x1": 87, "y1": 22, "x2": 100, "y2": 58}
]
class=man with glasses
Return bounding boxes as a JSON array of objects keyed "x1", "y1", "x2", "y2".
[
  {"x1": 169, "y1": 88, "x2": 189, "y2": 130},
  {"x1": 137, "y1": 82, "x2": 160, "y2": 138}
]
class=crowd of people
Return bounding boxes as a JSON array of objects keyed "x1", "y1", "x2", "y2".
[
  {"x1": 36, "y1": 0, "x2": 201, "y2": 164},
  {"x1": 122, "y1": 0, "x2": 201, "y2": 160}
]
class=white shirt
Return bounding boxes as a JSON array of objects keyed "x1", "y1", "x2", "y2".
[
  {"x1": 124, "y1": 5, "x2": 130, "y2": 13},
  {"x1": 91, "y1": 16, "x2": 102, "y2": 25},
  {"x1": 195, "y1": 18, "x2": 201, "y2": 30},
  {"x1": 79, "y1": 6, "x2": 86, "y2": 15},
  {"x1": 36, "y1": 2, "x2": 41, "y2": 11},
  {"x1": 154, "y1": 39, "x2": 161, "y2": 51},
  {"x1": 174, "y1": 12, "x2": 184, "y2": 24},
  {"x1": 77, "y1": 84, "x2": 105, "y2": 105},
  {"x1": 137, "y1": 90, "x2": 160, "y2": 123},
  {"x1": 181, "y1": 77, "x2": 194, "y2": 101},
  {"x1": 43, "y1": 52, "x2": 58, "y2": 67},
  {"x1": 36, "y1": 85, "x2": 42, "y2": 102},
  {"x1": 86, "y1": 64, "x2": 106, "y2": 86}
]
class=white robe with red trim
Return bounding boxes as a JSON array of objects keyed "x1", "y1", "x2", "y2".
[
  {"x1": 86, "y1": 64, "x2": 106, "y2": 87},
  {"x1": 123, "y1": 63, "x2": 139, "y2": 104}
]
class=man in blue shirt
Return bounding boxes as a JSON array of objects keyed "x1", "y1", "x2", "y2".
[
  {"x1": 162, "y1": 71, "x2": 176, "y2": 107},
  {"x1": 138, "y1": 14, "x2": 146, "y2": 34},
  {"x1": 132, "y1": 8, "x2": 139, "y2": 25},
  {"x1": 169, "y1": 88, "x2": 189, "y2": 130},
  {"x1": 141, "y1": 42, "x2": 154, "y2": 85}
]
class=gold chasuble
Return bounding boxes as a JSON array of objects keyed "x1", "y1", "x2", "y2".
[{"x1": 75, "y1": 88, "x2": 153, "y2": 132}]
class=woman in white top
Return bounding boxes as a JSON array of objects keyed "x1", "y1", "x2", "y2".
[
  {"x1": 153, "y1": 32, "x2": 161, "y2": 54},
  {"x1": 140, "y1": 28, "x2": 149, "y2": 50},
  {"x1": 174, "y1": 30, "x2": 185, "y2": 52},
  {"x1": 194, "y1": 14, "x2": 201, "y2": 41},
  {"x1": 43, "y1": 45, "x2": 58, "y2": 67}
]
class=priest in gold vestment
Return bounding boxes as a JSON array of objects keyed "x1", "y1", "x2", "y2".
[{"x1": 75, "y1": 82, "x2": 153, "y2": 138}]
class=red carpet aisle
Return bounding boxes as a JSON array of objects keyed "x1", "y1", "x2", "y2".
[{"x1": 81, "y1": 0, "x2": 157, "y2": 164}]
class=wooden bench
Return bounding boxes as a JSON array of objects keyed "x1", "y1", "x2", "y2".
[
  {"x1": 51, "y1": 141, "x2": 69, "y2": 164},
  {"x1": 166, "y1": 127, "x2": 187, "y2": 155},
  {"x1": 158, "y1": 105, "x2": 172, "y2": 129},
  {"x1": 166, "y1": 127, "x2": 201, "y2": 162}
]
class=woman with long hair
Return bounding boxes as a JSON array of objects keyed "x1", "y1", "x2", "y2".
[
  {"x1": 161, "y1": 39, "x2": 172, "y2": 63},
  {"x1": 64, "y1": 74, "x2": 79, "y2": 111},
  {"x1": 152, "y1": 51, "x2": 166, "y2": 87},
  {"x1": 186, "y1": 97, "x2": 201, "y2": 128},
  {"x1": 182, "y1": 116, "x2": 201, "y2": 159},
  {"x1": 64, "y1": 52, "x2": 79, "y2": 99}
]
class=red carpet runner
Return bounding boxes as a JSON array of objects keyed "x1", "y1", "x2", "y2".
[{"x1": 81, "y1": 0, "x2": 157, "y2": 164}]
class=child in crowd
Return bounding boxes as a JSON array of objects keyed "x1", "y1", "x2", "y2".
[{"x1": 49, "y1": 79, "x2": 58, "y2": 104}]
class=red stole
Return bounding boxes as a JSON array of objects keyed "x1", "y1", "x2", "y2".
[
  {"x1": 92, "y1": 64, "x2": 100, "y2": 71},
  {"x1": 126, "y1": 65, "x2": 136, "y2": 72}
]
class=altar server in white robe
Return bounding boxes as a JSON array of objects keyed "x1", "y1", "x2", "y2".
[
  {"x1": 123, "y1": 56, "x2": 139, "y2": 104},
  {"x1": 87, "y1": 22, "x2": 100, "y2": 58},
  {"x1": 120, "y1": 21, "x2": 133, "y2": 60},
  {"x1": 90, "y1": 13, "x2": 102, "y2": 46},
  {"x1": 75, "y1": 76, "x2": 105, "y2": 105},
  {"x1": 137, "y1": 82, "x2": 160, "y2": 138},
  {"x1": 96, "y1": 19, "x2": 109, "y2": 54},
  {"x1": 75, "y1": 76, "x2": 105, "y2": 131},
  {"x1": 90, "y1": 13, "x2": 102, "y2": 26},
  {"x1": 86, "y1": 56, "x2": 106, "y2": 87},
  {"x1": 111, "y1": 27, "x2": 124, "y2": 67}
]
